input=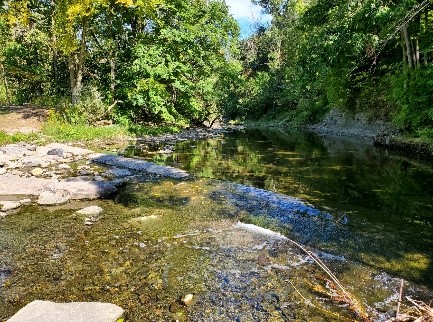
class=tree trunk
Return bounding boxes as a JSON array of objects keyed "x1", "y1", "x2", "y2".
[
  {"x1": 415, "y1": 37, "x2": 420, "y2": 68},
  {"x1": 425, "y1": 8, "x2": 429, "y2": 65},
  {"x1": 402, "y1": 26, "x2": 414, "y2": 69},
  {"x1": 1, "y1": 63, "x2": 10, "y2": 105},
  {"x1": 68, "y1": 18, "x2": 87, "y2": 104},
  {"x1": 51, "y1": 6, "x2": 59, "y2": 95},
  {"x1": 110, "y1": 50, "x2": 116, "y2": 102}
]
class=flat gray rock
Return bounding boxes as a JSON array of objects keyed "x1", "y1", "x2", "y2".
[
  {"x1": 0, "y1": 174, "x2": 57, "y2": 195},
  {"x1": 90, "y1": 153, "x2": 189, "y2": 179},
  {"x1": 7, "y1": 300, "x2": 124, "y2": 322},
  {"x1": 38, "y1": 190, "x2": 70, "y2": 205},
  {"x1": 55, "y1": 179, "x2": 117, "y2": 200}
]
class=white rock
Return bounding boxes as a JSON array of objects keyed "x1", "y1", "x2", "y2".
[
  {"x1": 181, "y1": 294, "x2": 194, "y2": 306},
  {"x1": 93, "y1": 175, "x2": 105, "y2": 182},
  {"x1": 31, "y1": 168, "x2": 44, "y2": 176},
  {"x1": 0, "y1": 168, "x2": 6, "y2": 175},
  {"x1": 76, "y1": 206, "x2": 104, "y2": 216},
  {"x1": 19, "y1": 198, "x2": 32, "y2": 204},
  {"x1": 0, "y1": 201, "x2": 21, "y2": 211},
  {"x1": 7, "y1": 300, "x2": 124, "y2": 322},
  {"x1": 58, "y1": 164, "x2": 71, "y2": 170},
  {"x1": 0, "y1": 212, "x2": 8, "y2": 218},
  {"x1": 38, "y1": 190, "x2": 70, "y2": 205}
]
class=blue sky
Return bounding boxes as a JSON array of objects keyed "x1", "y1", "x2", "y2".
[{"x1": 225, "y1": 0, "x2": 272, "y2": 39}]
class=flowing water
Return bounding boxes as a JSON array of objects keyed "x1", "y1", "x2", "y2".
[{"x1": 1, "y1": 128, "x2": 433, "y2": 321}]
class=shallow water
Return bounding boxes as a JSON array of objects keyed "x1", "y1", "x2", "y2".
[
  {"x1": 127, "y1": 129, "x2": 433, "y2": 288},
  {"x1": 1, "y1": 129, "x2": 433, "y2": 321}
]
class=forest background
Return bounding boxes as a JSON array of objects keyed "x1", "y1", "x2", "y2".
[{"x1": 1, "y1": 0, "x2": 433, "y2": 139}]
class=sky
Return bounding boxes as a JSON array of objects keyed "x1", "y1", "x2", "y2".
[{"x1": 225, "y1": 0, "x2": 272, "y2": 39}]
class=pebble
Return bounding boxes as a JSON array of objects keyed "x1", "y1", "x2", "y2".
[
  {"x1": 31, "y1": 167, "x2": 44, "y2": 176},
  {"x1": 181, "y1": 294, "x2": 194, "y2": 306}
]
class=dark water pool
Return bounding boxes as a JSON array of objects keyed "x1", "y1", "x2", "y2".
[{"x1": 127, "y1": 129, "x2": 433, "y2": 288}]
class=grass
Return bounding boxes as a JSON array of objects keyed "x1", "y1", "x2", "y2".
[
  {"x1": 39, "y1": 121, "x2": 182, "y2": 143},
  {"x1": 0, "y1": 131, "x2": 40, "y2": 145},
  {"x1": 41, "y1": 122, "x2": 129, "y2": 142}
]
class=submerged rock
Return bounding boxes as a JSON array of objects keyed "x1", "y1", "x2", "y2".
[
  {"x1": 181, "y1": 294, "x2": 194, "y2": 306},
  {"x1": 217, "y1": 183, "x2": 345, "y2": 244},
  {"x1": 7, "y1": 300, "x2": 124, "y2": 322},
  {"x1": 76, "y1": 206, "x2": 103, "y2": 216}
]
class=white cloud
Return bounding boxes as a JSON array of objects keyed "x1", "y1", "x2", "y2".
[{"x1": 225, "y1": 0, "x2": 272, "y2": 22}]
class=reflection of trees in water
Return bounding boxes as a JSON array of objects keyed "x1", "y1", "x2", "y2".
[{"x1": 154, "y1": 129, "x2": 433, "y2": 287}]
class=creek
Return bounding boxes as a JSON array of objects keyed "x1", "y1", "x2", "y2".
[{"x1": 1, "y1": 128, "x2": 433, "y2": 321}]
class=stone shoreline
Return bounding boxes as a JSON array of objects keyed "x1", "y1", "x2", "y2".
[{"x1": 0, "y1": 142, "x2": 189, "y2": 215}]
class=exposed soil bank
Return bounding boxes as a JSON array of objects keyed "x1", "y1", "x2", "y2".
[
  {"x1": 307, "y1": 109, "x2": 433, "y2": 161},
  {"x1": 307, "y1": 109, "x2": 397, "y2": 141}
]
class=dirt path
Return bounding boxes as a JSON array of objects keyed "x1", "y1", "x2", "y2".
[{"x1": 0, "y1": 105, "x2": 48, "y2": 134}]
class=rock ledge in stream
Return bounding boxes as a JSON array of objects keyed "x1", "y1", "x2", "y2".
[
  {"x1": 7, "y1": 300, "x2": 124, "y2": 322},
  {"x1": 90, "y1": 153, "x2": 189, "y2": 179}
]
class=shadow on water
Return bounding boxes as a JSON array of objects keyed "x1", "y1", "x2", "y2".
[{"x1": 127, "y1": 128, "x2": 433, "y2": 289}]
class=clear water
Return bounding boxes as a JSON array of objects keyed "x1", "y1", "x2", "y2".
[
  {"x1": 1, "y1": 128, "x2": 433, "y2": 321},
  {"x1": 126, "y1": 129, "x2": 433, "y2": 288}
]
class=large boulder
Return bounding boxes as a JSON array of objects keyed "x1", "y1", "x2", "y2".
[{"x1": 7, "y1": 300, "x2": 124, "y2": 322}]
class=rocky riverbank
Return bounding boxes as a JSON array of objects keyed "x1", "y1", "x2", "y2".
[{"x1": 0, "y1": 142, "x2": 189, "y2": 216}]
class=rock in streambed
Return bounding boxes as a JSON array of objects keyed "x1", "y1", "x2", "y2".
[{"x1": 7, "y1": 300, "x2": 124, "y2": 322}]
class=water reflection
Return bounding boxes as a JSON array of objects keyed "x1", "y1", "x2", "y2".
[{"x1": 127, "y1": 129, "x2": 433, "y2": 287}]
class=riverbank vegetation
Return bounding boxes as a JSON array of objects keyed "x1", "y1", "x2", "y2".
[{"x1": 1, "y1": 0, "x2": 433, "y2": 139}]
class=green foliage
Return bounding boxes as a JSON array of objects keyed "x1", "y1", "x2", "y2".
[
  {"x1": 122, "y1": 0, "x2": 239, "y2": 124},
  {"x1": 52, "y1": 86, "x2": 112, "y2": 125},
  {"x1": 391, "y1": 66, "x2": 433, "y2": 131},
  {"x1": 0, "y1": 0, "x2": 239, "y2": 127}
]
